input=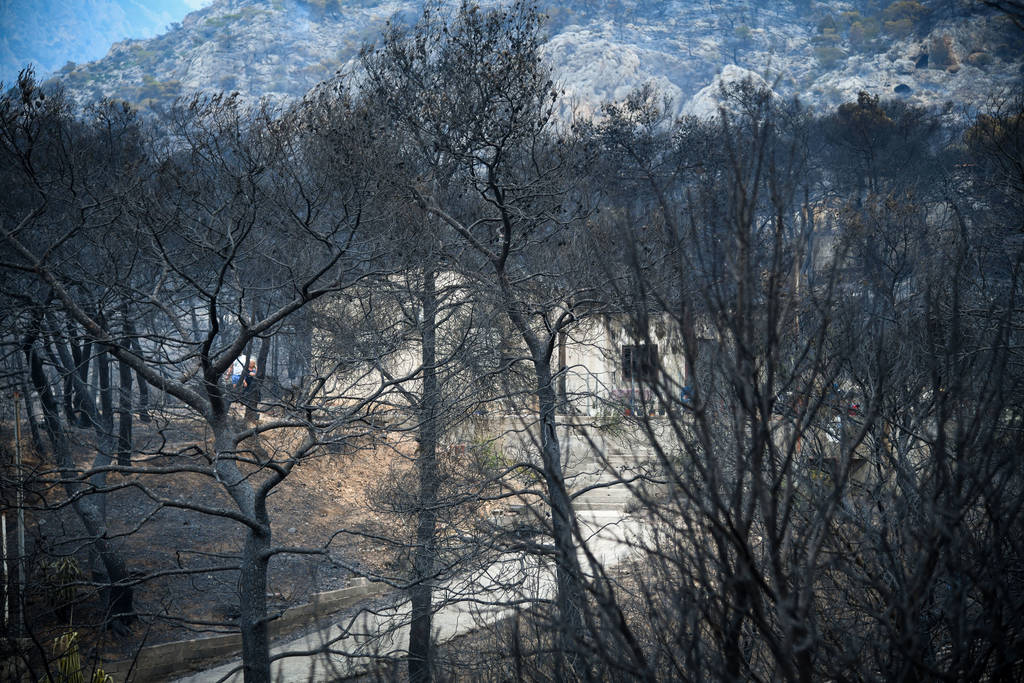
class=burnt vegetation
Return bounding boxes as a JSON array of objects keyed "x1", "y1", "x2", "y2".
[{"x1": 1, "y1": 2, "x2": 1023, "y2": 682}]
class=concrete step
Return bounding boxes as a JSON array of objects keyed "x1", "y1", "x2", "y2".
[
  {"x1": 575, "y1": 495, "x2": 636, "y2": 507},
  {"x1": 588, "y1": 452, "x2": 657, "y2": 464},
  {"x1": 573, "y1": 496, "x2": 637, "y2": 511},
  {"x1": 573, "y1": 490, "x2": 637, "y2": 505},
  {"x1": 566, "y1": 466, "x2": 658, "y2": 483},
  {"x1": 567, "y1": 478, "x2": 651, "y2": 495}
]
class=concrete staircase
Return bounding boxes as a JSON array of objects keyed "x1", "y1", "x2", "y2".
[{"x1": 562, "y1": 421, "x2": 663, "y2": 512}]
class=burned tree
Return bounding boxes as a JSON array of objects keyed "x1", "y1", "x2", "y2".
[
  {"x1": 1, "y1": 79, "x2": 397, "y2": 682},
  {"x1": 361, "y1": 2, "x2": 606, "y2": 676}
]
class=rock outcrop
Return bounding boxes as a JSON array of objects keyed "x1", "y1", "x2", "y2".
[{"x1": 682, "y1": 65, "x2": 779, "y2": 119}]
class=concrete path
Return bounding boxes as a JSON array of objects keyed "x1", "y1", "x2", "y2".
[
  {"x1": 176, "y1": 510, "x2": 644, "y2": 682},
  {"x1": 178, "y1": 431, "x2": 655, "y2": 682}
]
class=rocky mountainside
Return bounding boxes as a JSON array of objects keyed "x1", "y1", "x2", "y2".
[
  {"x1": 43, "y1": 0, "x2": 1024, "y2": 116},
  {"x1": 0, "y1": 0, "x2": 202, "y2": 86}
]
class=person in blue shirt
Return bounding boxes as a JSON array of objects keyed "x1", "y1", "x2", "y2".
[{"x1": 236, "y1": 360, "x2": 257, "y2": 390}]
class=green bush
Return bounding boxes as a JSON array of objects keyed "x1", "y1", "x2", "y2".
[
  {"x1": 132, "y1": 47, "x2": 158, "y2": 63},
  {"x1": 136, "y1": 77, "x2": 181, "y2": 101},
  {"x1": 838, "y1": 11, "x2": 862, "y2": 30},
  {"x1": 883, "y1": 0, "x2": 929, "y2": 22},
  {"x1": 966, "y1": 51, "x2": 993, "y2": 67},
  {"x1": 883, "y1": 17, "x2": 914, "y2": 38},
  {"x1": 814, "y1": 46, "x2": 847, "y2": 69},
  {"x1": 204, "y1": 12, "x2": 242, "y2": 29},
  {"x1": 882, "y1": 0, "x2": 930, "y2": 36},
  {"x1": 595, "y1": 405, "x2": 628, "y2": 436},
  {"x1": 849, "y1": 18, "x2": 881, "y2": 48},
  {"x1": 812, "y1": 29, "x2": 842, "y2": 46}
]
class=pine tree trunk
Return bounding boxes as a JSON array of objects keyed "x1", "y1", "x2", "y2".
[
  {"x1": 23, "y1": 326, "x2": 133, "y2": 632},
  {"x1": 409, "y1": 269, "x2": 440, "y2": 683},
  {"x1": 117, "y1": 356, "x2": 132, "y2": 466},
  {"x1": 533, "y1": 357, "x2": 588, "y2": 679},
  {"x1": 212, "y1": 421, "x2": 272, "y2": 683},
  {"x1": 125, "y1": 319, "x2": 150, "y2": 423},
  {"x1": 238, "y1": 527, "x2": 271, "y2": 683}
]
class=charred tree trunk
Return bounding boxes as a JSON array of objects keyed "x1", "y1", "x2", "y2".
[
  {"x1": 557, "y1": 330, "x2": 568, "y2": 414},
  {"x1": 288, "y1": 308, "x2": 312, "y2": 382},
  {"x1": 533, "y1": 354, "x2": 588, "y2": 679},
  {"x1": 238, "y1": 525, "x2": 271, "y2": 683},
  {"x1": 95, "y1": 338, "x2": 115, "y2": 452},
  {"x1": 61, "y1": 361, "x2": 75, "y2": 424},
  {"x1": 16, "y1": 355, "x2": 45, "y2": 453},
  {"x1": 244, "y1": 336, "x2": 271, "y2": 423},
  {"x1": 39, "y1": 333, "x2": 74, "y2": 427},
  {"x1": 125, "y1": 319, "x2": 150, "y2": 423},
  {"x1": 67, "y1": 322, "x2": 93, "y2": 428},
  {"x1": 409, "y1": 268, "x2": 440, "y2": 683},
  {"x1": 211, "y1": 422, "x2": 271, "y2": 683},
  {"x1": 117, "y1": 355, "x2": 132, "y2": 466},
  {"x1": 23, "y1": 320, "x2": 133, "y2": 634}
]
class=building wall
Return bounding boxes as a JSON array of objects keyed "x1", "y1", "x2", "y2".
[{"x1": 561, "y1": 315, "x2": 688, "y2": 417}]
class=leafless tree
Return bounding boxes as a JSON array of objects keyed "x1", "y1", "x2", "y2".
[
  {"x1": 571, "y1": 81, "x2": 1024, "y2": 681},
  {"x1": 359, "y1": 2, "x2": 611, "y2": 678},
  {"x1": 1, "y1": 77, "x2": 400, "y2": 682},
  {"x1": 0, "y1": 72, "x2": 149, "y2": 647},
  {"x1": 298, "y1": 86, "x2": 508, "y2": 676}
]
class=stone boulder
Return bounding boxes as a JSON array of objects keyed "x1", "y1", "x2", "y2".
[
  {"x1": 682, "y1": 64, "x2": 779, "y2": 120},
  {"x1": 928, "y1": 33, "x2": 959, "y2": 70}
]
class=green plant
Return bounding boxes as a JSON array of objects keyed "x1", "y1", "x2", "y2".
[
  {"x1": 882, "y1": 0, "x2": 929, "y2": 23},
  {"x1": 45, "y1": 557, "x2": 81, "y2": 624},
  {"x1": 882, "y1": 0, "x2": 929, "y2": 37},
  {"x1": 812, "y1": 30, "x2": 842, "y2": 46},
  {"x1": 131, "y1": 47, "x2": 159, "y2": 65},
  {"x1": 594, "y1": 405, "x2": 627, "y2": 436},
  {"x1": 814, "y1": 46, "x2": 846, "y2": 69},
  {"x1": 50, "y1": 631, "x2": 82, "y2": 683},
  {"x1": 849, "y1": 18, "x2": 881, "y2": 48},
  {"x1": 838, "y1": 11, "x2": 862, "y2": 30},
  {"x1": 45, "y1": 631, "x2": 112, "y2": 683},
  {"x1": 817, "y1": 13, "x2": 838, "y2": 32},
  {"x1": 469, "y1": 435, "x2": 545, "y2": 485},
  {"x1": 470, "y1": 435, "x2": 504, "y2": 475},
  {"x1": 204, "y1": 11, "x2": 244, "y2": 29}
]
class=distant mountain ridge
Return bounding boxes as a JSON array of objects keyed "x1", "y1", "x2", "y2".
[
  {"x1": 0, "y1": 0, "x2": 204, "y2": 87},
  {"x1": 34, "y1": 0, "x2": 1024, "y2": 115}
]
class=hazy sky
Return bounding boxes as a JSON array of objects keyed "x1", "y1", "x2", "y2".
[{"x1": 1, "y1": 0, "x2": 215, "y2": 85}]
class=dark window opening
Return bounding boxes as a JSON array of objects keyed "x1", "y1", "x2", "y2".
[{"x1": 622, "y1": 344, "x2": 659, "y2": 382}]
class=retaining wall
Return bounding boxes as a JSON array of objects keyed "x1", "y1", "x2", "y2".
[{"x1": 102, "y1": 578, "x2": 387, "y2": 682}]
